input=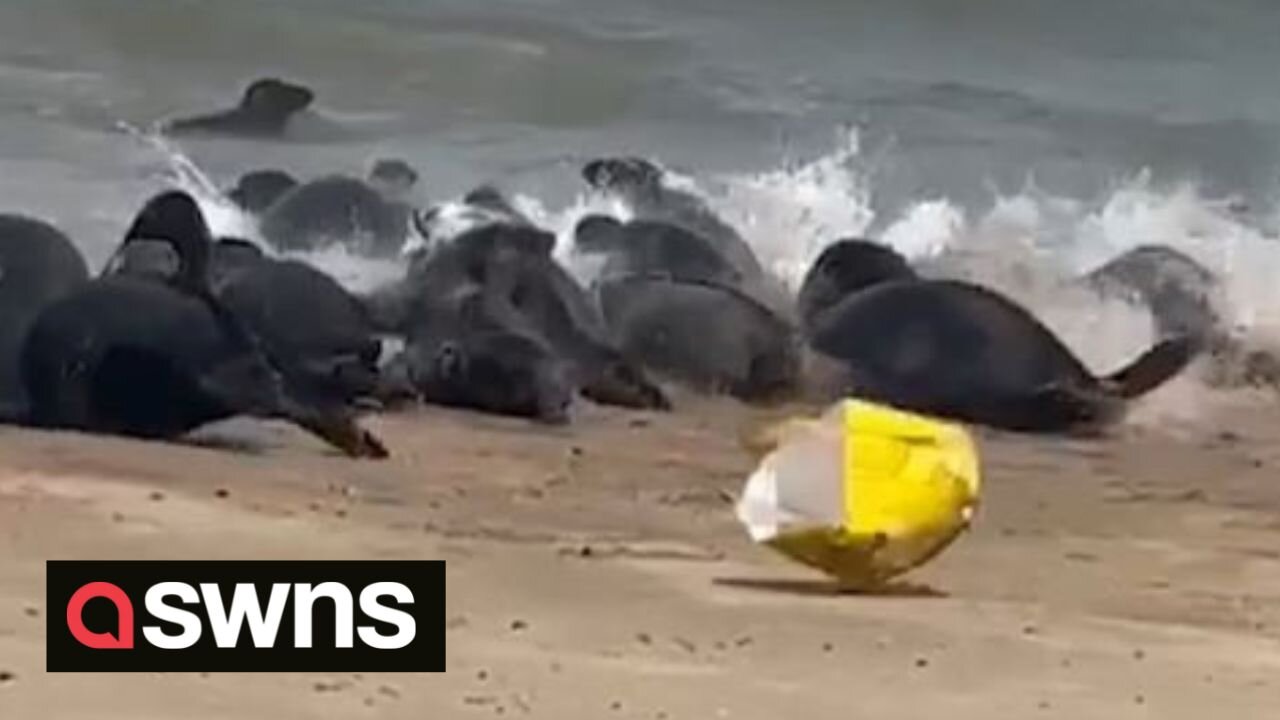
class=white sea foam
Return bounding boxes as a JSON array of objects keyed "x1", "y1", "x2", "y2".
[{"x1": 141, "y1": 127, "x2": 1280, "y2": 423}]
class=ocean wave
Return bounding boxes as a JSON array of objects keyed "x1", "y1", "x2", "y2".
[{"x1": 143, "y1": 126, "x2": 1280, "y2": 395}]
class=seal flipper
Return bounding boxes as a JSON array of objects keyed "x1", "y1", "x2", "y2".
[
  {"x1": 199, "y1": 352, "x2": 388, "y2": 459},
  {"x1": 277, "y1": 397, "x2": 389, "y2": 459},
  {"x1": 1021, "y1": 383, "x2": 1123, "y2": 435},
  {"x1": 1102, "y1": 336, "x2": 1197, "y2": 399}
]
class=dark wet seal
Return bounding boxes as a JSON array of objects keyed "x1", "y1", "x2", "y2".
[
  {"x1": 384, "y1": 221, "x2": 669, "y2": 412},
  {"x1": 259, "y1": 175, "x2": 409, "y2": 258},
  {"x1": 598, "y1": 273, "x2": 800, "y2": 404},
  {"x1": 580, "y1": 156, "x2": 766, "y2": 287},
  {"x1": 370, "y1": 158, "x2": 419, "y2": 190},
  {"x1": 22, "y1": 190, "x2": 387, "y2": 459},
  {"x1": 807, "y1": 278, "x2": 1196, "y2": 434},
  {"x1": 796, "y1": 238, "x2": 917, "y2": 331},
  {"x1": 165, "y1": 78, "x2": 316, "y2": 138},
  {"x1": 0, "y1": 215, "x2": 89, "y2": 414},
  {"x1": 574, "y1": 214, "x2": 744, "y2": 289},
  {"x1": 226, "y1": 169, "x2": 300, "y2": 214}
]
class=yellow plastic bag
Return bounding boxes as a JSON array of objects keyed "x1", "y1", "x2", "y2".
[{"x1": 736, "y1": 399, "x2": 981, "y2": 591}]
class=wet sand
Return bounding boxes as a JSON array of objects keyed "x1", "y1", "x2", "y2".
[{"x1": 0, "y1": 393, "x2": 1278, "y2": 718}]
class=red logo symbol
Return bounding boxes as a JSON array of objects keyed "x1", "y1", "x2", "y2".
[{"x1": 66, "y1": 582, "x2": 134, "y2": 649}]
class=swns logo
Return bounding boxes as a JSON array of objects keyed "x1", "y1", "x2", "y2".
[{"x1": 47, "y1": 561, "x2": 444, "y2": 672}]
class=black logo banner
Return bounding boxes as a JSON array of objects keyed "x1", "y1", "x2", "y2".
[{"x1": 47, "y1": 560, "x2": 445, "y2": 672}]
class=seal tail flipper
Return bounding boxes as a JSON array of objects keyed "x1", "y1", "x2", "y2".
[{"x1": 1103, "y1": 336, "x2": 1197, "y2": 399}]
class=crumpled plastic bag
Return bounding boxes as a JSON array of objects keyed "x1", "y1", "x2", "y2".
[{"x1": 736, "y1": 399, "x2": 981, "y2": 591}]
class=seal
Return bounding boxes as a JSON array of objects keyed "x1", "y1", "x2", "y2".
[
  {"x1": 226, "y1": 169, "x2": 300, "y2": 214},
  {"x1": 597, "y1": 274, "x2": 800, "y2": 403},
  {"x1": 0, "y1": 215, "x2": 89, "y2": 414},
  {"x1": 581, "y1": 156, "x2": 766, "y2": 284},
  {"x1": 796, "y1": 238, "x2": 917, "y2": 330},
  {"x1": 1083, "y1": 245, "x2": 1221, "y2": 344},
  {"x1": 385, "y1": 283, "x2": 575, "y2": 423},
  {"x1": 574, "y1": 214, "x2": 743, "y2": 288},
  {"x1": 408, "y1": 184, "x2": 533, "y2": 257},
  {"x1": 21, "y1": 191, "x2": 387, "y2": 457},
  {"x1": 368, "y1": 158, "x2": 420, "y2": 203},
  {"x1": 376, "y1": 222, "x2": 669, "y2": 412},
  {"x1": 1082, "y1": 244, "x2": 1280, "y2": 389},
  {"x1": 165, "y1": 78, "x2": 316, "y2": 138},
  {"x1": 208, "y1": 236, "x2": 269, "y2": 289},
  {"x1": 259, "y1": 175, "x2": 409, "y2": 257},
  {"x1": 218, "y1": 257, "x2": 383, "y2": 407},
  {"x1": 807, "y1": 278, "x2": 1196, "y2": 433}
]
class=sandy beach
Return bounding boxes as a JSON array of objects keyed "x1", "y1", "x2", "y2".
[{"x1": 0, "y1": 387, "x2": 1277, "y2": 719}]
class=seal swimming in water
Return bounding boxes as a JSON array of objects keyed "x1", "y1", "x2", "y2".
[
  {"x1": 796, "y1": 239, "x2": 918, "y2": 330},
  {"x1": 597, "y1": 274, "x2": 800, "y2": 403},
  {"x1": 807, "y1": 278, "x2": 1196, "y2": 433},
  {"x1": 22, "y1": 191, "x2": 387, "y2": 458},
  {"x1": 259, "y1": 174, "x2": 410, "y2": 258},
  {"x1": 0, "y1": 215, "x2": 89, "y2": 414},
  {"x1": 165, "y1": 78, "x2": 317, "y2": 139},
  {"x1": 573, "y1": 215, "x2": 743, "y2": 288},
  {"x1": 581, "y1": 157, "x2": 766, "y2": 286}
]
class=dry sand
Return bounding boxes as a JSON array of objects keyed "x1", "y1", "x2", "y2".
[{"x1": 0, "y1": 392, "x2": 1278, "y2": 718}]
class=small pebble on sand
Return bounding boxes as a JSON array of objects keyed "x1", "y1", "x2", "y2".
[{"x1": 214, "y1": 488, "x2": 230, "y2": 499}]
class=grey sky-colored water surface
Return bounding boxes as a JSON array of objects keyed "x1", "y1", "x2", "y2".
[{"x1": 0, "y1": 0, "x2": 1276, "y2": 261}]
